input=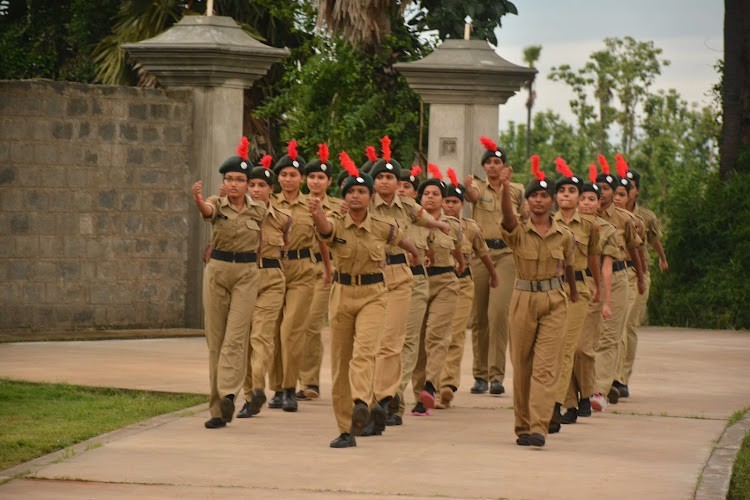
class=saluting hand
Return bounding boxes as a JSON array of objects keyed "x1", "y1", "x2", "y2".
[
  {"x1": 308, "y1": 196, "x2": 322, "y2": 214},
  {"x1": 192, "y1": 180, "x2": 204, "y2": 204}
]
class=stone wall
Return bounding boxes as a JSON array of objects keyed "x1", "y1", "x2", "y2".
[{"x1": 0, "y1": 80, "x2": 193, "y2": 332}]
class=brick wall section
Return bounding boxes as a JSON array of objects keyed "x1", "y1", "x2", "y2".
[{"x1": 0, "y1": 80, "x2": 193, "y2": 332}]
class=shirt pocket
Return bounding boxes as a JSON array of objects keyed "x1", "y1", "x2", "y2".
[
  {"x1": 245, "y1": 219, "x2": 260, "y2": 232},
  {"x1": 266, "y1": 231, "x2": 285, "y2": 248},
  {"x1": 368, "y1": 241, "x2": 385, "y2": 262},
  {"x1": 476, "y1": 196, "x2": 495, "y2": 212},
  {"x1": 332, "y1": 241, "x2": 354, "y2": 260}
]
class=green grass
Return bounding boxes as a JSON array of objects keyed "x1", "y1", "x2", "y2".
[
  {"x1": 728, "y1": 431, "x2": 750, "y2": 500},
  {"x1": 728, "y1": 407, "x2": 750, "y2": 427},
  {"x1": 0, "y1": 378, "x2": 205, "y2": 471}
]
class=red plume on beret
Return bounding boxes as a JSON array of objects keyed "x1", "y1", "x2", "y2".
[
  {"x1": 287, "y1": 140, "x2": 298, "y2": 161},
  {"x1": 339, "y1": 151, "x2": 359, "y2": 177},
  {"x1": 318, "y1": 143, "x2": 329, "y2": 164},
  {"x1": 365, "y1": 145, "x2": 378, "y2": 163},
  {"x1": 427, "y1": 163, "x2": 443, "y2": 180},
  {"x1": 410, "y1": 166, "x2": 422, "y2": 177},
  {"x1": 236, "y1": 136, "x2": 249, "y2": 161},
  {"x1": 531, "y1": 154, "x2": 545, "y2": 181},
  {"x1": 555, "y1": 157, "x2": 574, "y2": 178},
  {"x1": 260, "y1": 155, "x2": 272, "y2": 170},
  {"x1": 480, "y1": 136, "x2": 498, "y2": 152},
  {"x1": 447, "y1": 167, "x2": 459, "y2": 186},
  {"x1": 588, "y1": 164, "x2": 598, "y2": 184},
  {"x1": 615, "y1": 153, "x2": 629, "y2": 179},
  {"x1": 380, "y1": 135, "x2": 392, "y2": 162},
  {"x1": 597, "y1": 154, "x2": 610, "y2": 175}
]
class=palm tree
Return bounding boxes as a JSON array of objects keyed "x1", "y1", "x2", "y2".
[{"x1": 522, "y1": 45, "x2": 541, "y2": 159}]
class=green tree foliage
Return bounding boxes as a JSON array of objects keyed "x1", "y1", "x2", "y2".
[{"x1": 407, "y1": 0, "x2": 517, "y2": 45}]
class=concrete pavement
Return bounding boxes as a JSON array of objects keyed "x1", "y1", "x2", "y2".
[{"x1": 0, "y1": 326, "x2": 748, "y2": 499}]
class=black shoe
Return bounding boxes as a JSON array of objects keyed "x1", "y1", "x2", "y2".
[
  {"x1": 387, "y1": 394, "x2": 400, "y2": 414},
  {"x1": 548, "y1": 403, "x2": 562, "y2": 434},
  {"x1": 578, "y1": 398, "x2": 592, "y2": 417},
  {"x1": 489, "y1": 380, "x2": 505, "y2": 395},
  {"x1": 204, "y1": 417, "x2": 226, "y2": 429},
  {"x1": 350, "y1": 401, "x2": 369, "y2": 436},
  {"x1": 361, "y1": 402, "x2": 387, "y2": 436},
  {"x1": 330, "y1": 433, "x2": 356, "y2": 448},
  {"x1": 411, "y1": 401, "x2": 429, "y2": 416},
  {"x1": 529, "y1": 433, "x2": 546, "y2": 447},
  {"x1": 385, "y1": 413, "x2": 402, "y2": 426},
  {"x1": 613, "y1": 381, "x2": 630, "y2": 398},
  {"x1": 561, "y1": 408, "x2": 578, "y2": 424},
  {"x1": 268, "y1": 391, "x2": 283, "y2": 409},
  {"x1": 607, "y1": 386, "x2": 620, "y2": 405},
  {"x1": 220, "y1": 396, "x2": 235, "y2": 422},
  {"x1": 237, "y1": 402, "x2": 254, "y2": 418},
  {"x1": 295, "y1": 389, "x2": 308, "y2": 401},
  {"x1": 470, "y1": 378, "x2": 488, "y2": 394},
  {"x1": 282, "y1": 388, "x2": 297, "y2": 412},
  {"x1": 516, "y1": 433, "x2": 531, "y2": 446}
]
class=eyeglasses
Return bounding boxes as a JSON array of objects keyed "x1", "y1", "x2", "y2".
[{"x1": 223, "y1": 176, "x2": 247, "y2": 184}]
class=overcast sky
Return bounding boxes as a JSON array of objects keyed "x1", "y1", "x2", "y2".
[{"x1": 491, "y1": 0, "x2": 724, "y2": 129}]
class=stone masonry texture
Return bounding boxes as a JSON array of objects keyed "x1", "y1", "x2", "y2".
[{"x1": 0, "y1": 80, "x2": 193, "y2": 333}]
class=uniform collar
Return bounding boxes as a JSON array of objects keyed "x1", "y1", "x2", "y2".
[
  {"x1": 219, "y1": 194, "x2": 254, "y2": 211},
  {"x1": 553, "y1": 209, "x2": 582, "y2": 224},
  {"x1": 275, "y1": 192, "x2": 307, "y2": 207},
  {"x1": 344, "y1": 211, "x2": 374, "y2": 232},
  {"x1": 373, "y1": 192, "x2": 402, "y2": 208},
  {"x1": 521, "y1": 215, "x2": 565, "y2": 238}
]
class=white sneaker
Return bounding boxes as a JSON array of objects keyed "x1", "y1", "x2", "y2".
[{"x1": 591, "y1": 392, "x2": 607, "y2": 412}]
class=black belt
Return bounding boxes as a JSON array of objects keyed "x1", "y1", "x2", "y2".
[
  {"x1": 260, "y1": 258, "x2": 281, "y2": 269},
  {"x1": 314, "y1": 251, "x2": 333, "y2": 262},
  {"x1": 333, "y1": 271, "x2": 384, "y2": 286},
  {"x1": 456, "y1": 267, "x2": 472, "y2": 279},
  {"x1": 427, "y1": 266, "x2": 454, "y2": 276},
  {"x1": 485, "y1": 239, "x2": 508, "y2": 250},
  {"x1": 613, "y1": 261, "x2": 626, "y2": 272},
  {"x1": 626, "y1": 260, "x2": 635, "y2": 268},
  {"x1": 585, "y1": 268, "x2": 593, "y2": 277},
  {"x1": 386, "y1": 253, "x2": 407, "y2": 265},
  {"x1": 210, "y1": 249, "x2": 257, "y2": 263},
  {"x1": 285, "y1": 248, "x2": 312, "y2": 260},
  {"x1": 410, "y1": 265, "x2": 426, "y2": 276}
]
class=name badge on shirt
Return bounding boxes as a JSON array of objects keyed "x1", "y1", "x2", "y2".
[
  {"x1": 480, "y1": 196, "x2": 493, "y2": 203},
  {"x1": 334, "y1": 237, "x2": 347, "y2": 244}
]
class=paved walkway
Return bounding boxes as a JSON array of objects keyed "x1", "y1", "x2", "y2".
[{"x1": 0, "y1": 327, "x2": 748, "y2": 499}]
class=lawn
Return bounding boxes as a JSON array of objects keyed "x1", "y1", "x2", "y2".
[
  {"x1": 0, "y1": 378, "x2": 206, "y2": 471},
  {"x1": 728, "y1": 430, "x2": 750, "y2": 500}
]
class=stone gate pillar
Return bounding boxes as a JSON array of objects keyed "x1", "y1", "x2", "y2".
[{"x1": 124, "y1": 16, "x2": 287, "y2": 328}]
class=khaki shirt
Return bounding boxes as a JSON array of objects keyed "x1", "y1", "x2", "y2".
[
  {"x1": 259, "y1": 204, "x2": 291, "y2": 260},
  {"x1": 406, "y1": 222, "x2": 430, "y2": 262},
  {"x1": 599, "y1": 203, "x2": 639, "y2": 261},
  {"x1": 371, "y1": 193, "x2": 433, "y2": 257},
  {"x1": 427, "y1": 213, "x2": 462, "y2": 267},
  {"x1": 320, "y1": 195, "x2": 344, "y2": 217},
  {"x1": 553, "y1": 211, "x2": 600, "y2": 271},
  {"x1": 205, "y1": 195, "x2": 265, "y2": 253},
  {"x1": 501, "y1": 217, "x2": 575, "y2": 281},
  {"x1": 595, "y1": 216, "x2": 619, "y2": 260},
  {"x1": 634, "y1": 203, "x2": 663, "y2": 265},
  {"x1": 460, "y1": 217, "x2": 489, "y2": 261},
  {"x1": 469, "y1": 176, "x2": 525, "y2": 244},
  {"x1": 271, "y1": 192, "x2": 315, "y2": 251},
  {"x1": 318, "y1": 212, "x2": 403, "y2": 275}
]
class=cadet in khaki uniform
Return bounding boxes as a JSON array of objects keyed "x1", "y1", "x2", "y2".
[
  {"x1": 391, "y1": 166, "x2": 432, "y2": 425},
  {"x1": 191, "y1": 137, "x2": 265, "y2": 429},
  {"x1": 297, "y1": 144, "x2": 340, "y2": 401},
  {"x1": 547, "y1": 158, "x2": 601, "y2": 433},
  {"x1": 411, "y1": 164, "x2": 465, "y2": 414},
  {"x1": 309, "y1": 151, "x2": 419, "y2": 448},
  {"x1": 500, "y1": 156, "x2": 578, "y2": 447},
  {"x1": 463, "y1": 136, "x2": 525, "y2": 396},
  {"x1": 438, "y1": 169, "x2": 498, "y2": 409},
  {"x1": 590, "y1": 155, "x2": 645, "y2": 412},
  {"x1": 563, "y1": 169, "x2": 617, "y2": 422},
  {"x1": 236, "y1": 156, "x2": 291, "y2": 418}
]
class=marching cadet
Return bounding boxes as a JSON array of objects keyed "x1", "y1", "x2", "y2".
[
  {"x1": 438, "y1": 169, "x2": 498, "y2": 408},
  {"x1": 363, "y1": 137, "x2": 450, "y2": 436},
  {"x1": 191, "y1": 137, "x2": 265, "y2": 429},
  {"x1": 562, "y1": 166, "x2": 617, "y2": 423},
  {"x1": 500, "y1": 155, "x2": 578, "y2": 447},
  {"x1": 463, "y1": 136, "x2": 525, "y2": 396},
  {"x1": 389, "y1": 166, "x2": 432, "y2": 425},
  {"x1": 590, "y1": 155, "x2": 645, "y2": 412},
  {"x1": 411, "y1": 164, "x2": 464, "y2": 415},
  {"x1": 308, "y1": 151, "x2": 419, "y2": 448},
  {"x1": 547, "y1": 158, "x2": 601, "y2": 433},
  {"x1": 297, "y1": 144, "x2": 339, "y2": 401},
  {"x1": 237, "y1": 155, "x2": 291, "y2": 418}
]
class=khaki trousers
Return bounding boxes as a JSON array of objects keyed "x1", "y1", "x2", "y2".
[
  {"x1": 299, "y1": 263, "x2": 330, "y2": 388},
  {"x1": 373, "y1": 264, "x2": 413, "y2": 402},
  {"x1": 509, "y1": 287, "x2": 568, "y2": 437},
  {"x1": 471, "y1": 250, "x2": 516, "y2": 383},
  {"x1": 242, "y1": 267, "x2": 285, "y2": 395},
  {"x1": 554, "y1": 280, "x2": 591, "y2": 403},
  {"x1": 396, "y1": 273, "x2": 429, "y2": 416},
  {"x1": 203, "y1": 260, "x2": 259, "y2": 418},
  {"x1": 268, "y1": 259, "x2": 316, "y2": 390},
  {"x1": 329, "y1": 282, "x2": 387, "y2": 434},
  {"x1": 620, "y1": 270, "x2": 650, "y2": 384},
  {"x1": 593, "y1": 268, "x2": 629, "y2": 395},
  {"x1": 412, "y1": 272, "x2": 459, "y2": 392},
  {"x1": 566, "y1": 276, "x2": 603, "y2": 407},
  {"x1": 440, "y1": 274, "x2": 475, "y2": 390}
]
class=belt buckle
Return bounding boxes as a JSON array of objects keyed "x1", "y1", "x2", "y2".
[
  {"x1": 530, "y1": 280, "x2": 539, "y2": 292},
  {"x1": 355, "y1": 274, "x2": 362, "y2": 286}
]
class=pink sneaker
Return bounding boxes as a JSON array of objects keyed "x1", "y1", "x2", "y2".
[
  {"x1": 590, "y1": 392, "x2": 607, "y2": 412},
  {"x1": 419, "y1": 390, "x2": 436, "y2": 409}
]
